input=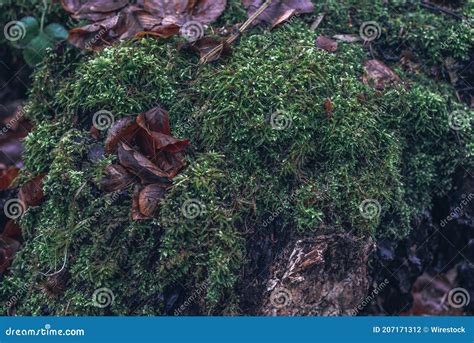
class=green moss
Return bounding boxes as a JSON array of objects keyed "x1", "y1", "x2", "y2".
[
  {"x1": 157, "y1": 153, "x2": 245, "y2": 310},
  {"x1": 312, "y1": 0, "x2": 473, "y2": 65},
  {"x1": 1, "y1": 7, "x2": 473, "y2": 315}
]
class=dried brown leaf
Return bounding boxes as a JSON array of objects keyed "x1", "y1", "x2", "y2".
[
  {"x1": 0, "y1": 167, "x2": 19, "y2": 190},
  {"x1": 118, "y1": 142, "x2": 171, "y2": 184},
  {"x1": 242, "y1": 0, "x2": 314, "y2": 27},
  {"x1": 105, "y1": 117, "x2": 139, "y2": 154},
  {"x1": 316, "y1": 36, "x2": 337, "y2": 53},
  {"x1": 100, "y1": 164, "x2": 135, "y2": 192},
  {"x1": 144, "y1": 0, "x2": 227, "y2": 26},
  {"x1": 18, "y1": 174, "x2": 45, "y2": 208},
  {"x1": 362, "y1": 59, "x2": 402, "y2": 90},
  {"x1": 138, "y1": 183, "x2": 167, "y2": 218}
]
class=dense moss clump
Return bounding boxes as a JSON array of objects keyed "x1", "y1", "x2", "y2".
[
  {"x1": 317, "y1": 0, "x2": 473, "y2": 64},
  {"x1": 0, "y1": 4, "x2": 472, "y2": 315}
]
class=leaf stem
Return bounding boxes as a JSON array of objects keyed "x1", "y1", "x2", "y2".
[
  {"x1": 199, "y1": 0, "x2": 274, "y2": 64},
  {"x1": 40, "y1": 0, "x2": 48, "y2": 31}
]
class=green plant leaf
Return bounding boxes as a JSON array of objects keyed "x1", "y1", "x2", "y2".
[
  {"x1": 22, "y1": 33, "x2": 54, "y2": 66},
  {"x1": 11, "y1": 16, "x2": 39, "y2": 48},
  {"x1": 44, "y1": 23, "x2": 68, "y2": 41}
]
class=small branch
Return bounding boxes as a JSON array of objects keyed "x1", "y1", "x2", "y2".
[
  {"x1": 40, "y1": 0, "x2": 48, "y2": 31},
  {"x1": 39, "y1": 248, "x2": 68, "y2": 277},
  {"x1": 200, "y1": 0, "x2": 274, "y2": 64},
  {"x1": 420, "y1": 0, "x2": 465, "y2": 20},
  {"x1": 310, "y1": 13, "x2": 326, "y2": 31}
]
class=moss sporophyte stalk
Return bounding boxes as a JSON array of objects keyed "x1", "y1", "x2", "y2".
[{"x1": 1, "y1": 0, "x2": 472, "y2": 315}]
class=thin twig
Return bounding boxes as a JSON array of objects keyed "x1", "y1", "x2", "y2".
[
  {"x1": 39, "y1": 248, "x2": 68, "y2": 277},
  {"x1": 420, "y1": 0, "x2": 465, "y2": 20},
  {"x1": 200, "y1": 0, "x2": 274, "y2": 64},
  {"x1": 310, "y1": 13, "x2": 326, "y2": 31}
]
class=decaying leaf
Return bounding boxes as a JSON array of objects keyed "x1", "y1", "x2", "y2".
[
  {"x1": 18, "y1": 174, "x2": 45, "y2": 207},
  {"x1": 138, "y1": 183, "x2": 167, "y2": 218},
  {"x1": 100, "y1": 164, "x2": 136, "y2": 192},
  {"x1": 62, "y1": 0, "x2": 227, "y2": 50},
  {"x1": 118, "y1": 142, "x2": 172, "y2": 185},
  {"x1": 0, "y1": 167, "x2": 19, "y2": 190},
  {"x1": 242, "y1": 0, "x2": 314, "y2": 27},
  {"x1": 144, "y1": 0, "x2": 227, "y2": 26},
  {"x1": 362, "y1": 59, "x2": 402, "y2": 90},
  {"x1": 136, "y1": 106, "x2": 189, "y2": 154},
  {"x1": 102, "y1": 106, "x2": 189, "y2": 220},
  {"x1": 324, "y1": 98, "x2": 334, "y2": 119},
  {"x1": 105, "y1": 117, "x2": 139, "y2": 154},
  {"x1": 316, "y1": 36, "x2": 337, "y2": 53}
]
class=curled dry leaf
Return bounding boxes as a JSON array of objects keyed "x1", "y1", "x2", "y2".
[
  {"x1": 62, "y1": 0, "x2": 226, "y2": 50},
  {"x1": 132, "y1": 183, "x2": 167, "y2": 220},
  {"x1": 0, "y1": 167, "x2": 19, "y2": 190},
  {"x1": 136, "y1": 107, "x2": 189, "y2": 154},
  {"x1": 18, "y1": 174, "x2": 46, "y2": 208},
  {"x1": 316, "y1": 36, "x2": 337, "y2": 53},
  {"x1": 100, "y1": 164, "x2": 136, "y2": 193},
  {"x1": 324, "y1": 98, "x2": 334, "y2": 119},
  {"x1": 90, "y1": 125, "x2": 101, "y2": 140},
  {"x1": 2, "y1": 220, "x2": 22, "y2": 241},
  {"x1": 105, "y1": 117, "x2": 139, "y2": 154},
  {"x1": 102, "y1": 106, "x2": 189, "y2": 220},
  {"x1": 63, "y1": 1, "x2": 144, "y2": 50},
  {"x1": 144, "y1": 0, "x2": 227, "y2": 26},
  {"x1": 118, "y1": 142, "x2": 172, "y2": 185},
  {"x1": 242, "y1": 0, "x2": 314, "y2": 28},
  {"x1": 362, "y1": 59, "x2": 402, "y2": 90}
]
